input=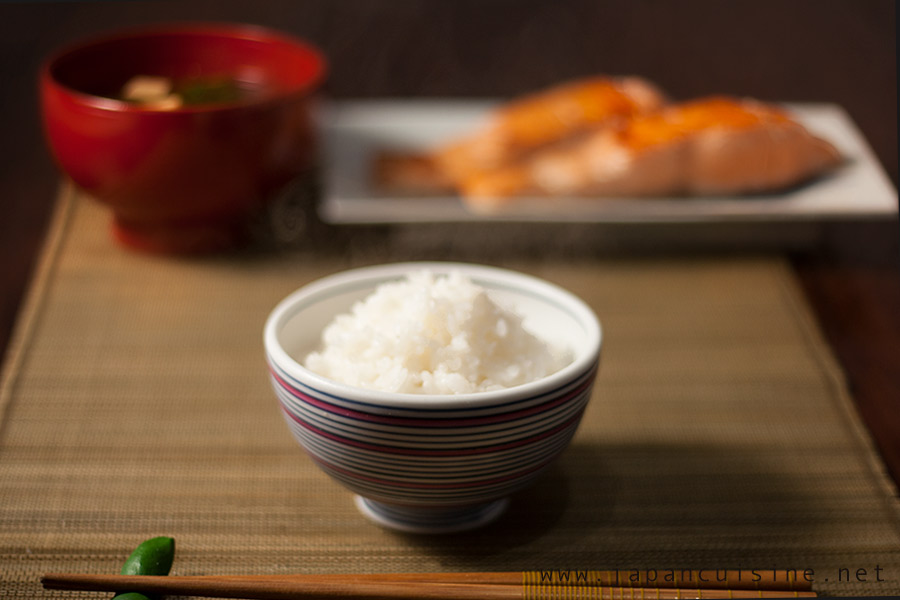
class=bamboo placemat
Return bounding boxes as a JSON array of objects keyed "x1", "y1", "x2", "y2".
[{"x1": 2, "y1": 185, "x2": 899, "y2": 597}]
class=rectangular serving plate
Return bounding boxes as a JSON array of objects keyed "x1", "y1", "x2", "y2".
[{"x1": 317, "y1": 100, "x2": 897, "y2": 225}]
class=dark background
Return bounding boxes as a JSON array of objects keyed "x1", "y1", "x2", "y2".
[{"x1": 0, "y1": 0, "x2": 897, "y2": 476}]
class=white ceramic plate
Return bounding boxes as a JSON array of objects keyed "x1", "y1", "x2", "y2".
[{"x1": 317, "y1": 100, "x2": 897, "y2": 224}]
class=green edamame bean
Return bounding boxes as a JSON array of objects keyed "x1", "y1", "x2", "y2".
[
  {"x1": 112, "y1": 536, "x2": 175, "y2": 600},
  {"x1": 119, "y1": 536, "x2": 175, "y2": 577}
]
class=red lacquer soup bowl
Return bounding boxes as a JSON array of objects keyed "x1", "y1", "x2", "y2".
[{"x1": 41, "y1": 23, "x2": 326, "y2": 253}]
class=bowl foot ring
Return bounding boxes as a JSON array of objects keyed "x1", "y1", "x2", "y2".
[{"x1": 354, "y1": 495, "x2": 509, "y2": 534}]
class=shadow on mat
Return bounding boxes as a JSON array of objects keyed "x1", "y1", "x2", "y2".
[{"x1": 394, "y1": 440, "x2": 819, "y2": 569}]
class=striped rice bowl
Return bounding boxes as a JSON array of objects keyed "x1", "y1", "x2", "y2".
[{"x1": 264, "y1": 262, "x2": 602, "y2": 533}]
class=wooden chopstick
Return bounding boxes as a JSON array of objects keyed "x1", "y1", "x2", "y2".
[
  {"x1": 42, "y1": 570, "x2": 816, "y2": 592},
  {"x1": 41, "y1": 572, "x2": 817, "y2": 600}
]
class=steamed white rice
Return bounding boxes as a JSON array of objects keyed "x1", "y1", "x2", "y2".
[{"x1": 302, "y1": 270, "x2": 571, "y2": 394}]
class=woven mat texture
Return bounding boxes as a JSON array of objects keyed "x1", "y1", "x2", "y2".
[{"x1": 2, "y1": 187, "x2": 899, "y2": 597}]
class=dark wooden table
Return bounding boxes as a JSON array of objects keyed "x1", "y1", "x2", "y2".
[{"x1": 2, "y1": 1, "x2": 898, "y2": 482}]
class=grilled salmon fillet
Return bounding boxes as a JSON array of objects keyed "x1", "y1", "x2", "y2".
[
  {"x1": 434, "y1": 76, "x2": 667, "y2": 183},
  {"x1": 460, "y1": 96, "x2": 842, "y2": 211}
]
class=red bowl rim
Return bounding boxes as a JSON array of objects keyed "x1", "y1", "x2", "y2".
[{"x1": 40, "y1": 22, "x2": 327, "y2": 114}]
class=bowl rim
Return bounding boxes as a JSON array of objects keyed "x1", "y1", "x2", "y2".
[
  {"x1": 40, "y1": 21, "x2": 327, "y2": 114},
  {"x1": 264, "y1": 261, "x2": 602, "y2": 409}
]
